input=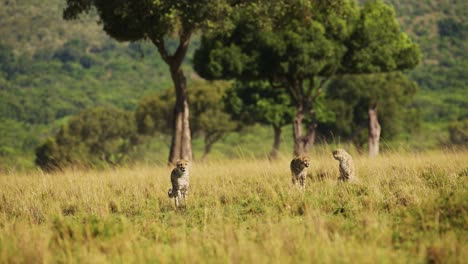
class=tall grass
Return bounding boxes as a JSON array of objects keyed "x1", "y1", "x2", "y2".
[{"x1": 0, "y1": 149, "x2": 467, "y2": 263}]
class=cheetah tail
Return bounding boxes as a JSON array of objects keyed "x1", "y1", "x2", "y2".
[{"x1": 168, "y1": 189, "x2": 174, "y2": 198}]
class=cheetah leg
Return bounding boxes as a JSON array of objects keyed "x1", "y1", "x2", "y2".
[
  {"x1": 292, "y1": 176, "x2": 297, "y2": 186},
  {"x1": 300, "y1": 176, "x2": 306, "y2": 190},
  {"x1": 174, "y1": 190, "x2": 182, "y2": 208},
  {"x1": 182, "y1": 189, "x2": 188, "y2": 205}
]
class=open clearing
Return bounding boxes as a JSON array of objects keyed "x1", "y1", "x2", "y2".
[{"x1": 0, "y1": 150, "x2": 467, "y2": 263}]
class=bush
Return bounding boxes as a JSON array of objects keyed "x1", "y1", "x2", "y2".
[
  {"x1": 448, "y1": 120, "x2": 468, "y2": 145},
  {"x1": 35, "y1": 107, "x2": 139, "y2": 171}
]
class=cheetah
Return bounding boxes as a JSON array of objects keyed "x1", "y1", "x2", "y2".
[
  {"x1": 168, "y1": 159, "x2": 190, "y2": 208},
  {"x1": 332, "y1": 149, "x2": 356, "y2": 182},
  {"x1": 290, "y1": 155, "x2": 311, "y2": 190}
]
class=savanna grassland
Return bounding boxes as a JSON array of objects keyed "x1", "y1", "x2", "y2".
[{"x1": 0, "y1": 150, "x2": 467, "y2": 263}]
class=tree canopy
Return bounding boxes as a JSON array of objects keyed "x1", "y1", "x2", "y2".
[
  {"x1": 224, "y1": 81, "x2": 294, "y2": 128},
  {"x1": 136, "y1": 81, "x2": 238, "y2": 160},
  {"x1": 321, "y1": 72, "x2": 419, "y2": 146},
  {"x1": 224, "y1": 81, "x2": 295, "y2": 158},
  {"x1": 194, "y1": 0, "x2": 420, "y2": 155},
  {"x1": 63, "y1": 0, "x2": 240, "y2": 164}
]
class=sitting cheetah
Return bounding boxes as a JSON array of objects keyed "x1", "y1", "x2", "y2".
[
  {"x1": 290, "y1": 155, "x2": 311, "y2": 190},
  {"x1": 168, "y1": 159, "x2": 190, "y2": 208},
  {"x1": 332, "y1": 149, "x2": 356, "y2": 182}
]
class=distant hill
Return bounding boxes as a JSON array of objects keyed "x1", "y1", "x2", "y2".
[
  {"x1": 0, "y1": 0, "x2": 110, "y2": 55},
  {"x1": 384, "y1": 0, "x2": 467, "y2": 145},
  {"x1": 0, "y1": 0, "x2": 175, "y2": 166},
  {"x1": 385, "y1": 0, "x2": 467, "y2": 90}
]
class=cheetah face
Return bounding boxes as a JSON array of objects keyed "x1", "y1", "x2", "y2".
[
  {"x1": 299, "y1": 156, "x2": 311, "y2": 168},
  {"x1": 176, "y1": 159, "x2": 189, "y2": 173},
  {"x1": 332, "y1": 149, "x2": 345, "y2": 160}
]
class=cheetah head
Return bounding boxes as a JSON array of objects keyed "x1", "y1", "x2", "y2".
[
  {"x1": 298, "y1": 155, "x2": 311, "y2": 168},
  {"x1": 175, "y1": 159, "x2": 189, "y2": 173},
  {"x1": 332, "y1": 149, "x2": 346, "y2": 161}
]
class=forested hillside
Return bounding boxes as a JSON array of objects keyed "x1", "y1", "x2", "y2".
[
  {"x1": 388, "y1": 0, "x2": 466, "y2": 88},
  {"x1": 386, "y1": 0, "x2": 467, "y2": 140},
  {"x1": 0, "y1": 0, "x2": 178, "y2": 167},
  {"x1": 0, "y1": 0, "x2": 466, "y2": 169}
]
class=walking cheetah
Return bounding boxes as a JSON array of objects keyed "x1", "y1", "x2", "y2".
[
  {"x1": 332, "y1": 149, "x2": 356, "y2": 182},
  {"x1": 168, "y1": 159, "x2": 190, "y2": 208},
  {"x1": 290, "y1": 155, "x2": 311, "y2": 190}
]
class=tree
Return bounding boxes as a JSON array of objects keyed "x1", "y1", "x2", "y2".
[
  {"x1": 135, "y1": 90, "x2": 174, "y2": 137},
  {"x1": 448, "y1": 119, "x2": 468, "y2": 146},
  {"x1": 63, "y1": 0, "x2": 238, "y2": 164},
  {"x1": 35, "y1": 138, "x2": 62, "y2": 172},
  {"x1": 322, "y1": 72, "x2": 419, "y2": 154},
  {"x1": 194, "y1": 0, "x2": 420, "y2": 156},
  {"x1": 224, "y1": 81, "x2": 294, "y2": 159},
  {"x1": 0, "y1": 44, "x2": 17, "y2": 79},
  {"x1": 35, "y1": 107, "x2": 138, "y2": 171},
  {"x1": 136, "y1": 80, "x2": 237, "y2": 160},
  {"x1": 367, "y1": 104, "x2": 381, "y2": 157},
  {"x1": 190, "y1": 81, "x2": 238, "y2": 160}
]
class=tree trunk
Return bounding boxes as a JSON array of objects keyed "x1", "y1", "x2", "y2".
[
  {"x1": 292, "y1": 108, "x2": 316, "y2": 156},
  {"x1": 202, "y1": 133, "x2": 222, "y2": 161},
  {"x1": 304, "y1": 122, "x2": 317, "y2": 151},
  {"x1": 150, "y1": 31, "x2": 192, "y2": 165},
  {"x1": 289, "y1": 78, "x2": 320, "y2": 157},
  {"x1": 368, "y1": 104, "x2": 381, "y2": 157},
  {"x1": 269, "y1": 125, "x2": 282, "y2": 160},
  {"x1": 202, "y1": 139, "x2": 214, "y2": 161},
  {"x1": 168, "y1": 67, "x2": 193, "y2": 164},
  {"x1": 293, "y1": 110, "x2": 305, "y2": 156}
]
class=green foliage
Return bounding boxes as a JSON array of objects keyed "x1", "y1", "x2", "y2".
[
  {"x1": 385, "y1": 0, "x2": 467, "y2": 91},
  {"x1": 0, "y1": 0, "x2": 110, "y2": 55},
  {"x1": 194, "y1": 0, "x2": 420, "y2": 153},
  {"x1": 0, "y1": 119, "x2": 40, "y2": 156},
  {"x1": 224, "y1": 81, "x2": 294, "y2": 128},
  {"x1": 0, "y1": 38, "x2": 171, "y2": 164},
  {"x1": 415, "y1": 88, "x2": 468, "y2": 124},
  {"x1": 0, "y1": 0, "x2": 466, "y2": 167},
  {"x1": 192, "y1": 84, "x2": 239, "y2": 158},
  {"x1": 195, "y1": 0, "x2": 419, "y2": 81},
  {"x1": 196, "y1": 0, "x2": 350, "y2": 81},
  {"x1": 322, "y1": 72, "x2": 419, "y2": 145},
  {"x1": 63, "y1": 0, "x2": 244, "y2": 162},
  {"x1": 35, "y1": 138, "x2": 61, "y2": 171},
  {"x1": 35, "y1": 107, "x2": 138, "y2": 171},
  {"x1": 223, "y1": 80, "x2": 298, "y2": 157},
  {"x1": 438, "y1": 17, "x2": 467, "y2": 38},
  {"x1": 189, "y1": 81, "x2": 238, "y2": 139},
  {"x1": 0, "y1": 44, "x2": 17, "y2": 78},
  {"x1": 448, "y1": 120, "x2": 468, "y2": 145},
  {"x1": 343, "y1": 0, "x2": 421, "y2": 73},
  {"x1": 63, "y1": 0, "x2": 234, "y2": 41},
  {"x1": 135, "y1": 91, "x2": 174, "y2": 136},
  {"x1": 135, "y1": 81, "x2": 238, "y2": 159},
  {"x1": 0, "y1": 39, "x2": 172, "y2": 123}
]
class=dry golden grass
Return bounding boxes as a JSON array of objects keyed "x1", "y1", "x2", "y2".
[{"x1": 0, "y1": 149, "x2": 467, "y2": 263}]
